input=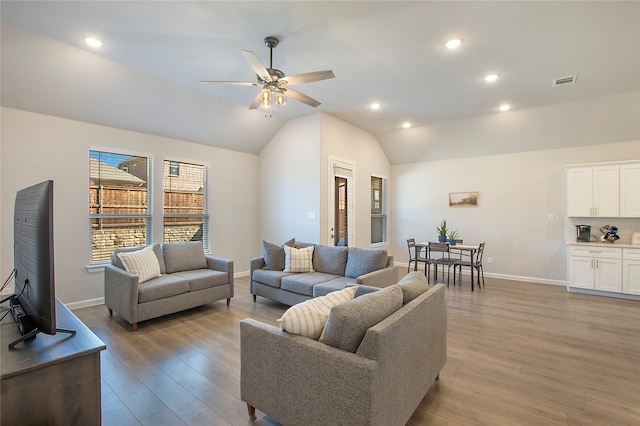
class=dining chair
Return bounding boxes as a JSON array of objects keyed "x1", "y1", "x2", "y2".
[
  {"x1": 427, "y1": 242, "x2": 455, "y2": 285},
  {"x1": 406, "y1": 238, "x2": 428, "y2": 274},
  {"x1": 454, "y1": 242, "x2": 486, "y2": 289}
]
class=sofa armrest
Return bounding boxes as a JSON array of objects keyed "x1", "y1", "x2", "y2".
[
  {"x1": 248, "y1": 257, "x2": 265, "y2": 294},
  {"x1": 206, "y1": 255, "x2": 234, "y2": 295},
  {"x1": 103, "y1": 264, "x2": 139, "y2": 323},
  {"x1": 240, "y1": 318, "x2": 377, "y2": 425},
  {"x1": 356, "y1": 265, "x2": 398, "y2": 287}
]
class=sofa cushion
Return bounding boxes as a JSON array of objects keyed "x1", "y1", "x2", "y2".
[
  {"x1": 283, "y1": 245, "x2": 315, "y2": 273},
  {"x1": 320, "y1": 285, "x2": 403, "y2": 352},
  {"x1": 137, "y1": 274, "x2": 189, "y2": 303},
  {"x1": 344, "y1": 247, "x2": 388, "y2": 279},
  {"x1": 396, "y1": 271, "x2": 430, "y2": 304},
  {"x1": 277, "y1": 287, "x2": 357, "y2": 340},
  {"x1": 163, "y1": 241, "x2": 208, "y2": 274},
  {"x1": 312, "y1": 276, "x2": 358, "y2": 297},
  {"x1": 252, "y1": 269, "x2": 293, "y2": 288},
  {"x1": 281, "y1": 272, "x2": 339, "y2": 296},
  {"x1": 313, "y1": 244, "x2": 348, "y2": 275},
  {"x1": 116, "y1": 245, "x2": 161, "y2": 284},
  {"x1": 262, "y1": 238, "x2": 295, "y2": 271},
  {"x1": 172, "y1": 269, "x2": 229, "y2": 292}
]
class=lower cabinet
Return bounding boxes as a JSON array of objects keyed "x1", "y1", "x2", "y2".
[
  {"x1": 569, "y1": 246, "x2": 622, "y2": 292},
  {"x1": 623, "y1": 248, "x2": 640, "y2": 295}
]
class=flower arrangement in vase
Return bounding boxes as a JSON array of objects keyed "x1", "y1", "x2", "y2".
[
  {"x1": 436, "y1": 219, "x2": 448, "y2": 243},
  {"x1": 448, "y1": 230, "x2": 460, "y2": 245}
]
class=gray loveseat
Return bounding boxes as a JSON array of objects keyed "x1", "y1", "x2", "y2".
[
  {"x1": 104, "y1": 241, "x2": 234, "y2": 330},
  {"x1": 240, "y1": 272, "x2": 447, "y2": 425},
  {"x1": 250, "y1": 242, "x2": 396, "y2": 306}
]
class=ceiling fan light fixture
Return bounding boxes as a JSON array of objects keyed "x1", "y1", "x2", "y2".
[
  {"x1": 260, "y1": 88, "x2": 272, "y2": 108},
  {"x1": 275, "y1": 92, "x2": 286, "y2": 106}
]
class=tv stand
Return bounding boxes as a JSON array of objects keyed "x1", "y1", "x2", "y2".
[{"x1": 1, "y1": 298, "x2": 105, "y2": 425}]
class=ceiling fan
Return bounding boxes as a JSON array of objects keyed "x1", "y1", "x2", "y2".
[{"x1": 200, "y1": 36, "x2": 335, "y2": 114}]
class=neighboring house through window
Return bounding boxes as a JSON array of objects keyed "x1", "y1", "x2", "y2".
[
  {"x1": 89, "y1": 150, "x2": 151, "y2": 263},
  {"x1": 371, "y1": 176, "x2": 387, "y2": 245},
  {"x1": 163, "y1": 160, "x2": 209, "y2": 251}
]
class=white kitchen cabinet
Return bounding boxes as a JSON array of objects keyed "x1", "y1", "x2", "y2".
[
  {"x1": 567, "y1": 165, "x2": 619, "y2": 217},
  {"x1": 568, "y1": 246, "x2": 622, "y2": 292},
  {"x1": 622, "y1": 248, "x2": 640, "y2": 295},
  {"x1": 620, "y1": 163, "x2": 640, "y2": 217}
]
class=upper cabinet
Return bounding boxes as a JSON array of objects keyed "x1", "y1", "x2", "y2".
[
  {"x1": 620, "y1": 163, "x2": 640, "y2": 217},
  {"x1": 567, "y1": 161, "x2": 639, "y2": 218}
]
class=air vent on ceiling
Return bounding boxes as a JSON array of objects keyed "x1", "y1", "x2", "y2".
[{"x1": 552, "y1": 75, "x2": 577, "y2": 87}]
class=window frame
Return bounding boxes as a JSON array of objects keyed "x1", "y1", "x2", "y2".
[
  {"x1": 370, "y1": 175, "x2": 388, "y2": 246},
  {"x1": 88, "y1": 149, "x2": 153, "y2": 265},
  {"x1": 162, "y1": 159, "x2": 209, "y2": 252}
]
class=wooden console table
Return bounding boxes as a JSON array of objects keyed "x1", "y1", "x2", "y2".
[{"x1": 1, "y1": 298, "x2": 106, "y2": 425}]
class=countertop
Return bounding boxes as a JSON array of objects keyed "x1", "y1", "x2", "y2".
[{"x1": 566, "y1": 241, "x2": 640, "y2": 249}]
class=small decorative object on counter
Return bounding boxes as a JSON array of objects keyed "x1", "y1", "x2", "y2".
[{"x1": 599, "y1": 225, "x2": 620, "y2": 243}]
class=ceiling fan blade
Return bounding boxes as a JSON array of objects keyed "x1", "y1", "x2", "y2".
[
  {"x1": 241, "y1": 49, "x2": 272, "y2": 82},
  {"x1": 285, "y1": 88, "x2": 321, "y2": 108},
  {"x1": 281, "y1": 70, "x2": 335, "y2": 86},
  {"x1": 249, "y1": 91, "x2": 263, "y2": 110},
  {"x1": 199, "y1": 81, "x2": 261, "y2": 86}
]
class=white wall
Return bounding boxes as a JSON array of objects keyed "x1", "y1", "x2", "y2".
[
  {"x1": 320, "y1": 113, "x2": 391, "y2": 248},
  {"x1": 391, "y1": 140, "x2": 640, "y2": 284},
  {"x1": 258, "y1": 114, "x2": 322, "y2": 245},
  {"x1": 1, "y1": 107, "x2": 259, "y2": 307}
]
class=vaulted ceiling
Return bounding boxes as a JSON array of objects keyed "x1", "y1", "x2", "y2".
[{"x1": 2, "y1": 1, "x2": 638, "y2": 164}]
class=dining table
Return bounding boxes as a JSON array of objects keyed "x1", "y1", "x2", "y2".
[{"x1": 415, "y1": 242, "x2": 481, "y2": 291}]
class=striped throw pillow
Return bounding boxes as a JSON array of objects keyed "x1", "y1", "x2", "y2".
[
  {"x1": 283, "y1": 245, "x2": 315, "y2": 273},
  {"x1": 278, "y1": 286, "x2": 358, "y2": 339},
  {"x1": 117, "y1": 245, "x2": 161, "y2": 283}
]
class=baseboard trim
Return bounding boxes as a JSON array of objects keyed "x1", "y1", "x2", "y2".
[
  {"x1": 395, "y1": 262, "x2": 566, "y2": 286},
  {"x1": 66, "y1": 297, "x2": 105, "y2": 310}
]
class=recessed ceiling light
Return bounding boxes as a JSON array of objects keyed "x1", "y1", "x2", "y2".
[
  {"x1": 445, "y1": 38, "x2": 463, "y2": 49},
  {"x1": 485, "y1": 74, "x2": 499, "y2": 82},
  {"x1": 402, "y1": 122, "x2": 411, "y2": 129},
  {"x1": 84, "y1": 36, "x2": 103, "y2": 48},
  {"x1": 370, "y1": 102, "x2": 381, "y2": 110},
  {"x1": 499, "y1": 104, "x2": 510, "y2": 112}
]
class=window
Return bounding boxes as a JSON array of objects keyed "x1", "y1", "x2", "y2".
[
  {"x1": 163, "y1": 160, "x2": 209, "y2": 250},
  {"x1": 89, "y1": 150, "x2": 151, "y2": 263},
  {"x1": 168, "y1": 161, "x2": 180, "y2": 176},
  {"x1": 371, "y1": 176, "x2": 387, "y2": 244}
]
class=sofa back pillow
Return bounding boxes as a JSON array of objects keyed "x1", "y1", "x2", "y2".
[
  {"x1": 283, "y1": 245, "x2": 315, "y2": 273},
  {"x1": 112, "y1": 244, "x2": 166, "y2": 274},
  {"x1": 116, "y1": 245, "x2": 161, "y2": 283},
  {"x1": 344, "y1": 247, "x2": 388, "y2": 278},
  {"x1": 163, "y1": 241, "x2": 208, "y2": 274},
  {"x1": 320, "y1": 285, "x2": 403, "y2": 352},
  {"x1": 313, "y1": 244, "x2": 348, "y2": 275},
  {"x1": 396, "y1": 271, "x2": 429, "y2": 304},
  {"x1": 262, "y1": 238, "x2": 295, "y2": 271}
]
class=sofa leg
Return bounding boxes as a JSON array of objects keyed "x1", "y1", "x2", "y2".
[
  {"x1": 252, "y1": 294, "x2": 257, "y2": 303},
  {"x1": 247, "y1": 403, "x2": 256, "y2": 419},
  {"x1": 131, "y1": 322, "x2": 138, "y2": 332},
  {"x1": 226, "y1": 297, "x2": 231, "y2": 306},
  {"x1": 107, "y1": 308, "x2": 113, "y2": 317},
  {"x1": 436, "y1": 374, "x2": 440, "y2": 380}
]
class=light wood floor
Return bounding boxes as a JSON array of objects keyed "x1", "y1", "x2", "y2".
[{"x1": 73, "y1": 272, "x2": 640, "y2": 426}]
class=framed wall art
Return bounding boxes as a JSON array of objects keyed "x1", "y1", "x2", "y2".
[{"x1": 449, "y1": 192, "x2": 479, "y2": 207}]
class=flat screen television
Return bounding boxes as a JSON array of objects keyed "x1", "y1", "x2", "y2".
[{"x1": 5, "y1": 180, "x2": 74, "y2": 349}]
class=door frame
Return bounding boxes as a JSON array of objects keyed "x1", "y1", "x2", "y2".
[{"x1": 327, "y1": 156, "x2": 355, "y2": 246}]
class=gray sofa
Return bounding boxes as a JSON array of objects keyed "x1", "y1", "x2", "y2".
[
  {"x1": 240, "y1": 272, "x2": 447, "y2": 425},
  {"x1": 104, "y1": 241, "x2": 234, "y2": 330},
  {"x1": 250, "y1": 242, "x2": 397, "y2": 306}
]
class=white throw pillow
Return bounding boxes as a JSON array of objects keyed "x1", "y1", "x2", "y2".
[
  {"x1": 117, "y1": 245, "x2": 161, "y2": 283},
  {"x1": 277, "y1": 286, "x2": 357, "y2": 340},
  {"x1": 283, "y1": 245, "x2": 315, "y2": 273}
]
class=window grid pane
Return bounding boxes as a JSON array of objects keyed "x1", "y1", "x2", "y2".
[{"x1": 370, "y1": 176, "x2": 387, "y2": 244}]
